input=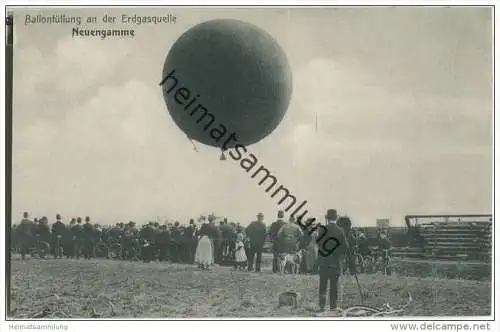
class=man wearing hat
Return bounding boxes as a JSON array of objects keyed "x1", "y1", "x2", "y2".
[
  {"x1": 245, "y1": 212, "x2": 267, "y2": 272},
  {"x1": 156, "y1": 224, "x2": 171, "y2": 262},
  {"x1": 17, "y1": 212, "x2": 34, "y2": 260},
  {"x1": 51, "y1": 214, "x2": 66, "y2": 259},
  {"x1": 64, "y1": 218, "x2": 77, "y2": 258},
  {"x1": 83, "y1": 216, "x2": 94, "y2": 259},
  {"x1": 219, "y1": 218, "x2": 236, "y2": 263},
  {"x1": 38, "y1": 216, "x2": 51, "y2": 248},
  {"x1": 376, "y1": 231, "x2": 392, "y2": 274},
  {"x1": 123, "y1": 221, "x2": 138, "y2": 260},
  {"x1": 182, "y1": 219, "x2": 196, "y2": 263},
  {"x1": 269, "y1": 210, "x2": 286, "y2": 273},
  {"x1": 337, "y1": 216, "x2": 355, "y2": 275},
  {"x1": 72, "y1": 217, "x2": 84, "y2": 258},
  {"x1": 207, "y1": 214, "x2": 223, "y2": 265},
  {"x1": 277, "y1": 212, "x2": 303, "y2": 254},
  {"x1": 316, "y1": 208, "x2": 349, "y2": 312},
  {"x1": 170, "y1": 221, "x2": 182, "y2": 262}
]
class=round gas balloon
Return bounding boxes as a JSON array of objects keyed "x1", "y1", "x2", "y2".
[{"x1": 161, "y1": 19, "x2": 292, "y2": 149}]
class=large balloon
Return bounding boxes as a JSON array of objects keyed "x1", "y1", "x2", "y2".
[{"x1": 161, "y1": 19, "x2": 292, "y2": 149}]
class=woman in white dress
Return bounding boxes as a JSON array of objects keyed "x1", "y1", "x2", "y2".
[{"x1": 194, "y1": 216, "x2": 215, "y2": 270}]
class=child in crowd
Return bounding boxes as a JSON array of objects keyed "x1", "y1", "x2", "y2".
[{"x1": 234, "y1": 227, "x2": 247, "y2": 270}]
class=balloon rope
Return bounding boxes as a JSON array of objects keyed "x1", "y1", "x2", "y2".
[{"x1": 187, "y1": 136, "x2": 198, "y2": 152}]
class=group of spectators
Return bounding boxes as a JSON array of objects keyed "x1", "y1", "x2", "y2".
[
  {"x1": 11, "y1": 210, "x2": 392, "y2": 275},
  {"x1": 12, "y1": 212, "x2": 247, "y2": 264}
]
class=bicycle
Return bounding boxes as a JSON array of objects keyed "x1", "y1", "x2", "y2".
[
  {"x1": 375, "y1": 249, "x2": 392, "y2": 275},
  {"x1": 124, "y1": 238, "x2": 142, "y2": 261},
  {"x1": 362, "y1": 254, "x2": 375, "y2": 274},
  {"x1": 383, "y1": 250, "x2": 392, "y2": 275},
  {"x1": 351, "y1": 245, "x2": 368, "y2": 274},
  {"x1": 30, "y1": 235, "x2": 51, "y2": 259},
  {"x1": 107, "y1": 237, "x2": 123, "y2": 260},
  {"x1": 93, "y1": 240, "x2": 109, "y2": 259}
]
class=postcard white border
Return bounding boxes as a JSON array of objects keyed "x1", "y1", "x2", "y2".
[{"x1": 0, "y1": 1, "x2": 497, "y2": 330}]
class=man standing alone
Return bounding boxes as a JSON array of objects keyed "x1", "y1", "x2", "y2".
[
  {"x1": 316, "y1": 209, "x2": 349, "y2": 312},
  {"x1": 245, "y1": 212, "x2": 267, "y2": 272},
  {"x1": 269, "y1": 210, "x2": 286, "y2": 273}
]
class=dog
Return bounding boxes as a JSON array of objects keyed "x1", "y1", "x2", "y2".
[{"x1": 279, "y1": 249, "x2": 305, "y2": 274}]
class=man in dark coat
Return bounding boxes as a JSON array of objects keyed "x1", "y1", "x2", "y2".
[
  {"x1": 11, "y1": 224, "x2": 18, "y2": 253},
  {"x1": 269, "y1": 210, "x2": 286, "y2": 273},
  {"x1": 51, "y1": 214, "x2": 66, "y2": 258},
  {"x1": 72, "y1": 217, "x2": 84, "y2": 258},
  {"x1": 357, "y1": 231, "x2": 370, "y2": 257},
  {"x1": 65, "y1": 218, "x2": 77, "y2": 258},
  {"x1": 169, "y1": 222, "x2": 182, "y2": 262},
  {"x1": 140, "y1": 222, "x2": 157, "y2": 263},
  {"x1": 39, "y1": 216, "x2": 50, "y2": 237},
  {"x1": 336, "y1": 216, "x2": 355, "y2": 275},
  {"x1": 316, "y1": 209, "x2": 349, "y2": 312},
  {"x1": 184, "y1": 219, "x2": 197, "y2": 263},
  {"x1": 109, "y1": 222, "x2": 123, "y2": 243},
  {"x1": 219, "y1": 219, "x2": 236, "y2": 261},
  {"x1": 17, "y1": 212, "x2": 34, "y2": 260},
  {"x1": 245, "y1": 212, "x2": 267, "y2": 272},
  {"x1": 156, "y1": 225, "x2": 171, "y2": 262},
  {"x1": 207, "y1": 215, "x2": 223, "y2": 262},
  {"x1": 377, "y1": 231, "x2": 392, "y2": 265},
  {"x1": 123, "y1": 221, "x2": 139, "y2": 260},
  {"x1": 83, "y1": 216, "x2": 94, "y2": 259}
]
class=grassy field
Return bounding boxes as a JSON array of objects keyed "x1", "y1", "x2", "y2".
[{"x1": 9, "y1": 257, "x2": 492, "y2": 318}]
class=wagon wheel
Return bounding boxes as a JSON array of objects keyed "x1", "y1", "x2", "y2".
[
  {"x1": 35, "y1": 241, "x2": 51, "y2": 259},
  {"x1": 93, "y1": 242, "x2": 109, "y2": 259},
  {"x1": 108, "y1": 243, "x2": 122, "y2": 260}
]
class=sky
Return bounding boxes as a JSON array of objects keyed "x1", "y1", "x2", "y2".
[{"x1": 11, "y1": 7, "x2": 493, "y2": 227}]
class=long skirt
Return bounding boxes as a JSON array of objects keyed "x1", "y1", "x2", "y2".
[
  {"x1": 194, "y1": 236, "x2": 214, "y2": 267},
  {"x1": 235, "y1": 244, "x2": 247, "y2": 263}
]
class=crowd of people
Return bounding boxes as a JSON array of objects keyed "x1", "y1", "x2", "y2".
[{"x1": 11, "y1": 209, "x2": 392, "y2": 274}]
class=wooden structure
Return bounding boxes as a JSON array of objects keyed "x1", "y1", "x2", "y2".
[
  {"x1": 394, "y1": 214, "x2": 493, "y2": 261},
  {"x1": 354, "y1": 214, "x2": 492, "y2": 262}
]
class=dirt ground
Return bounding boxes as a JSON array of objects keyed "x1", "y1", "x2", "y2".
[{"x1": 9, "y1": 257, "x2": 492, "y2": 318}]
